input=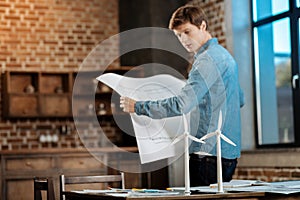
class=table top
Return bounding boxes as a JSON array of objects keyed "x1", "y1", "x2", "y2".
[{"x1": 64, "y1": 191, "x2": 269, "y2": 200}]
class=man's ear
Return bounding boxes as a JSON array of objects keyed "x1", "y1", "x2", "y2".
[{"x1": 200, "y1": 21, "x2": 207, "y2": 31}]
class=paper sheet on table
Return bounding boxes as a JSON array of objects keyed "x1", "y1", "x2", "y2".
[
  {"x1": 72, "y1": 190, "x2": 129, "y2": 197},
  {"x1": 176, "y1": 180, "x2": 300, "y2": 194},
  {"x1": 97, "y1": 73, "x2": 188, "y2": 164}
]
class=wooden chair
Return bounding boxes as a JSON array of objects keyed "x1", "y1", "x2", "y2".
[
  {"x1": 60, "y1": 173, "x2": 125, "y2": 200},
  {"x1": 34, "y1": 177, "x2": 55, "y2": 200}
]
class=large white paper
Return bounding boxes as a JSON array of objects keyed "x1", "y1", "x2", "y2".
[
  {"x1": 173, "y1": 180, "x2": 300, "y2": 195},
  {"x1": 97, "y1": 73, "x2": 187, "y2": 164}
]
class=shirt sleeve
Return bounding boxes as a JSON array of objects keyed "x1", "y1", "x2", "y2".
[{"x1": 134, "y1": 57, "x2": 221, "y2": 119}]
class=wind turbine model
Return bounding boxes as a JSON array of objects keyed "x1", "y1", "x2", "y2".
[
  {"x1": 171, "y1": 111, "x2": 236, "y2": 194},
  {"x1": 171, "y1": 114, "x2": 205, "y2": 195},
  {"x1": 198, "y1": 110, "x2": 236, "y2": 193}
]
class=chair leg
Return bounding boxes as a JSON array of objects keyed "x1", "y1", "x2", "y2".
[
  {"x1": 60, "y1": 175, "x2": 65, "y2": 200},
  {"x1": 34, "y1": 177, "x2": 55, "y2": 200},
  {"x1": 47, "y1": 178, "x2": 55, "y2": 200},
  {"x1": 34, "y1": 189, "x2": 42, "y2": 200},
  {"x1": 34, "y1": 178, "x2": 43, "y2": 200}
]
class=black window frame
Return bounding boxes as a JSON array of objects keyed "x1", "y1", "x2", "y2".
[{"x1": 251, "y1": 0, "x2": 300, "y2": 148}]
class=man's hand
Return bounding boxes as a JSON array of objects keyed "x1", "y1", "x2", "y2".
[{"x1": 120, "y1": 96, "x2": 136, "y2": 113}]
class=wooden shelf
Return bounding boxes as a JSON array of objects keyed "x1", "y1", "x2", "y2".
[
  {"x1": 2, "y1": 67, "x2": 142, "y2": 118},
  {"x1": 3, "y1": 71, "x2": 72, "y2": 118},
  {"x1": 39, "y1": 72, "x2": 71, "y2": 94},
  {"x1": 5, "y1": 94, "x2": 39, "y2": 117}
]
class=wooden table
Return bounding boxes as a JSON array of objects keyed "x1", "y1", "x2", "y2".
[{"x1": 64, "y1": 191, "x2": 300, "y2": 200}]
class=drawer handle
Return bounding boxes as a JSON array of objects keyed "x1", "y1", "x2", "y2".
[{"x1": 25, "y1": 162, "x2": 32, "y2": 167}]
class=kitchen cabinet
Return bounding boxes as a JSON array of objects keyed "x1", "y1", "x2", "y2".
[
  {"x1": 0, "y1": 148, "x2": 142, "y2": 200},
  {"x1": 3, "y1": 67, "x2": 141, "y2": 118}
]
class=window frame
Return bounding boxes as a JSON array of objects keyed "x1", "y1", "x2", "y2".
[{"x1": 251, "y1": 0, "x2": 300, "y2": 148}]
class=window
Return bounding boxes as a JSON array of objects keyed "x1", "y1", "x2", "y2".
[
  {"x1": 252, "y1": 0, "x2": 300, "y2": 147},
  {"x1": 252, "y1": 0, "x2": 289, "y2": 22}
]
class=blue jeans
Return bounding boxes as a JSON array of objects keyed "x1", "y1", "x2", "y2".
[{"x1": 189, "y1": 154, "x2": 237, "y2": 187}]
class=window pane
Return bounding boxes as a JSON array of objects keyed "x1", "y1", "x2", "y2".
[
  {"x1": 254, "y1": 18, "x2": 294, "y2": 145},
  {"x1": 252, "y1": 0, "x2": 289, "y2": 22},
  {"x1": 298, "y1": 0, "x2": 300, "y2": 8}
]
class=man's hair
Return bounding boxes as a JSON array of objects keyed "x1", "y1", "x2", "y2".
[{"x1": 169, "y1": 5, "x2": 208, "y2": 30}]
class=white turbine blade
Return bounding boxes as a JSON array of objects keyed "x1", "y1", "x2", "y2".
[
  {"x1": 199, "y1": 132, "x2": 217, "y2": 141},
  {"x1": 171, "y1": 134, "x2": 185, "y2": 145},
  {"x1": 217, "y1": 111, "x2": 222, "y2": 130},
  {"x1": 188, "y1": 134, "x2": 205, "y2": 144},
  {"x1": 182, "y1": 114, "x2": 189, "y2": 133},
  {"x1": 220, "y1": 134, "x2": 236, "y2": 146},
  {"x1": 193, "y1": 151, "x2": 213, "y2": 156}
]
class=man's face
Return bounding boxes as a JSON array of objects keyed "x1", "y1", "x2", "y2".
[{"x1": 173, "y1": 22, "x2": 206, "y2": 53}]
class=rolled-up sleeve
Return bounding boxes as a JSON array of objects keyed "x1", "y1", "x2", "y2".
[{"x1": 134, "y1": 58, "x2": 220, "y2": 119}]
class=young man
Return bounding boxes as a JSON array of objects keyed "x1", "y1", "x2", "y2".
[{"x1": 120, "y1": 5, "x2": 244, "y2": 186}]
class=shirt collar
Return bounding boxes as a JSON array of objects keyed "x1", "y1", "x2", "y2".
[{"x1": 194, "y1": 38, "x2": 218, "y2": 59}]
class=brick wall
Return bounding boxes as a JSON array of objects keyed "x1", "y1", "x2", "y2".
[
  {"x1": 0, "y1": 0, "x2": 120, "y2": 150},
  {"x1": 234, "y1": 167, "x2": 300, "y2": 182},
  {"x1": 0, "y1": 0, "x2": 119, "y2": 70}
]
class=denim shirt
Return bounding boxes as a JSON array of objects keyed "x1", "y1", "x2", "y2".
[{"x1": 135, "y1": 38, "x2": 244, "y2": 159}]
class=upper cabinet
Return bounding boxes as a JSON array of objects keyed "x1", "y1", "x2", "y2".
[
  {"x1": 3, "y1": 67, "x2": 142, "y2": 118},
  {"x1": 3, "y1": 71, "x2": 40, "y2": 117},
  {"x1": 3, "y1": 71, "x2": 72, "y2": 118},
  {"x1": 39, "y1": 72, "x2": 72, "y2": 117}
]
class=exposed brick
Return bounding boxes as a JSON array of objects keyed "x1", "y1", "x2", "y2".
[
  {"x1": 4, "y1": 39, "x2": 20, "y2": 44},
  {"x1": 188, "y1": 0, "x2": 226, "y2": 47},
  {"x1": 0, "y1": 2, "x2": 10, "y2": 7},
  {"x1": 0, "y1": 0, "x2": 168, "y2": 151},
  {"x1": 1, "y1": 145, "x2": 10, "y2": 150},
  {"x1": 14, "y1": 4, "x2": 31, "y2": 9},
  {"x1": 34, "y1": 5, "x2": 48, "y2": 10},
  {"x1": 24, "y1": 16, "x2": 39, "y2": 21},
  {"x1": 291, "y1": 171, "x2": 300, "y2": 178},
  {"x1": 4, "y1": 15, "x2": 20, "y2": 20},
  {"x1": 6, "y1": 63, "x2": 22, "y2": 68},
  {"x1": 249, "y1": 169, "x2": 263, "y2": 176},
  {"x1": 15, "y1": 27, "x2": 31, "y2": 32},
  {"x1": 7, "y1": 138, "x2": 23, "y2": 143},
  {"x1": 234, "y1": 166, "x2": 300, "y2": 182},
  {"x1": 43, "y1": 40, "x2": 58, "y2": 45}
]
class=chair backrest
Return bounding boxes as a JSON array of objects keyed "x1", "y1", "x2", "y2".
[
  {"x1": 60, "y1": 173, "x2": 125, "y2": 200},
  {"x1": 34, "y1": 177, "x2": 55, "y2": 200}
]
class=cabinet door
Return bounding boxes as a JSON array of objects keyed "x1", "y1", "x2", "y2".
[
  {"x1": 6, "y1": 179, "x2": 55, "y2": 200},
  {"x1": 7, "y1": 179, "x2": 33, "y2": 200},
  {"x1": 40, "y1": 95, "x2": 71, "y2": 116},
  {"x1": 7, "y1": 94, "x2": 38, "y2": 117},
  {"x1": 40, "y1": 73, "x2": 70, "y2": 94}
]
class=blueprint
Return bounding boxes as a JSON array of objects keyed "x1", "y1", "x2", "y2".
[{"x1": 97, "y1": 73, "x2": 188, "y2": 163}]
